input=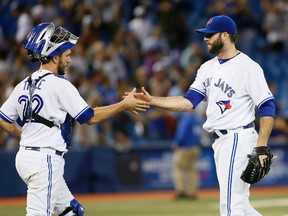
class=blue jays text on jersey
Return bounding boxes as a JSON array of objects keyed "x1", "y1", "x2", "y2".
[{"x1": 203, "y1": 77, "x2": 235, "y2": 98}]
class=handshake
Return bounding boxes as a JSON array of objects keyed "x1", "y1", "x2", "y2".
[
  {"x1": 122, "y1": 86, "x2": 194, "y2": 115},
  {"x1": 122, "y1": 87, "x2": 151, "y2": 115}
]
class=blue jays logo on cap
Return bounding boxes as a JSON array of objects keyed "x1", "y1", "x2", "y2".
[
  {"x1": 196, "y1": 15, "x2": 237, "y2": 34},
  {"x1": 206, "y1": 18, "x2": 213, "y2": 26}
]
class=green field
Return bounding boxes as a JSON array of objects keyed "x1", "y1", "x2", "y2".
[{"x1": 0, "y1": 194, "x2": 287, "y2": 216}]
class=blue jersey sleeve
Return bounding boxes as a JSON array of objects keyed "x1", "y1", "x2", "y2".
[
  {"x1": 183, "y1": 89, "x2": 205, "y2": 108},
  {"x1": 75, "y1": 106, "x2": 94, "y2": 124},
  {"x1": 0, "y1": 111, "x2": 14, "y2": 123}
]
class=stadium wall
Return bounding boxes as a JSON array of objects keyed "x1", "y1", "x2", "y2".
[{"x1": 0, "y1": 144, "x2": 287, "y2": 197}]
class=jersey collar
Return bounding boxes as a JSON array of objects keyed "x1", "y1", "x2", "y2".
[{"x1": 218, "y1": 52, "x2": 240, "y2": 64}]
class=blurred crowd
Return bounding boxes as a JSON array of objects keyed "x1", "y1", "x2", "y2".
[{"x1": 0, "y1": 0, "x2": 287, "y2": 151}]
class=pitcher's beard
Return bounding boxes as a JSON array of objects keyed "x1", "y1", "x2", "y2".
[{"x1": 209, "y1": 35, "x2": 224, "y2": 55}]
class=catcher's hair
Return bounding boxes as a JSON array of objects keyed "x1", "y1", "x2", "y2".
[{"x1": 27, "y1": 50, "x2": 51, "y2": 64}]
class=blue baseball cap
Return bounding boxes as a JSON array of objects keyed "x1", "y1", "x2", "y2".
[{"x1": 196, "y1": 15, "x2": 237, "y2": 34}]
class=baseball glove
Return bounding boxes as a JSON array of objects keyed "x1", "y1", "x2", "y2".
[{"x1": 240, "y1": 146, "x2": 273, "y2": 184}]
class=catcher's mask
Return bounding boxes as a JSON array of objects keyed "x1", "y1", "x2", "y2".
[{"x1": 23, "y1": 22, "x2": 79, "y2": 63}]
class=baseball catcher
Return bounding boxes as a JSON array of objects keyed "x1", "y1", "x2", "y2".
[{"x1": 241, "y1": 146, "x2": 273, "y2": 184}]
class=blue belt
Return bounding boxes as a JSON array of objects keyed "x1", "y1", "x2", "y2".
[
  {"x1": 211, "y1": 122, "x2": 254, "y2": 140},
  {"x1": 25, "y1": 146, "x2": 64, "y2": 156}
]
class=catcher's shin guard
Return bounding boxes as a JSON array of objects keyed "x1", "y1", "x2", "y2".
[
  {"x1": 70, "y1": 199, "x2": 85, "y2": 216},
  {"x1": 59, "y1": 199, "x2": 85, "y2": 216}
]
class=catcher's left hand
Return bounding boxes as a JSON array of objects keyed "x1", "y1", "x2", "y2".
[{"x1": 240, "y1": 146, "x2": 273, "y2": 184}]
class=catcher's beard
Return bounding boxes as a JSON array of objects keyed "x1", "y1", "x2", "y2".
[
  {"x1": 57, "y1": 60, "x2": 66, "y2": 75},
  {"x1": 209, "y1": 33, "x2": 224, "y2": 55}
]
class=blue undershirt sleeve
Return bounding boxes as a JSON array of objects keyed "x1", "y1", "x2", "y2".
[
  {"x1": 183, "y1": 89, "x2": 205, "y2": 108},
  {"x1": 259, "y1": 99, "x2": 275, "y2": 117}
]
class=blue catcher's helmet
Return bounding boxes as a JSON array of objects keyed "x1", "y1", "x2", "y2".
[{"x1": 23, "y1": 22, "x2": 79, "y2": 63}]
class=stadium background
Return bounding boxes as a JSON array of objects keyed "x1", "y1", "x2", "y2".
[{"x1": 0, "y1": 0, "x2": 288, "y2": 197}]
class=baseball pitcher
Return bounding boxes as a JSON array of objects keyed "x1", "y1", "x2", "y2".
[{"x1": 135, "y1": 15, "x2": 275, "y2": 216}]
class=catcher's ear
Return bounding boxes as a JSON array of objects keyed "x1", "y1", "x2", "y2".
[{"x1": 51, "y1": 56, "x2": 58, "y2": 64}]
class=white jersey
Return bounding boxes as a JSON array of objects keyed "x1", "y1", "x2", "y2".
[
  {"x1": 0, "y1": 69, "x2": 93, "y2": 151},
  {"x1": 190, "y1": 52, "x2": 273, "y2": 132}
]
